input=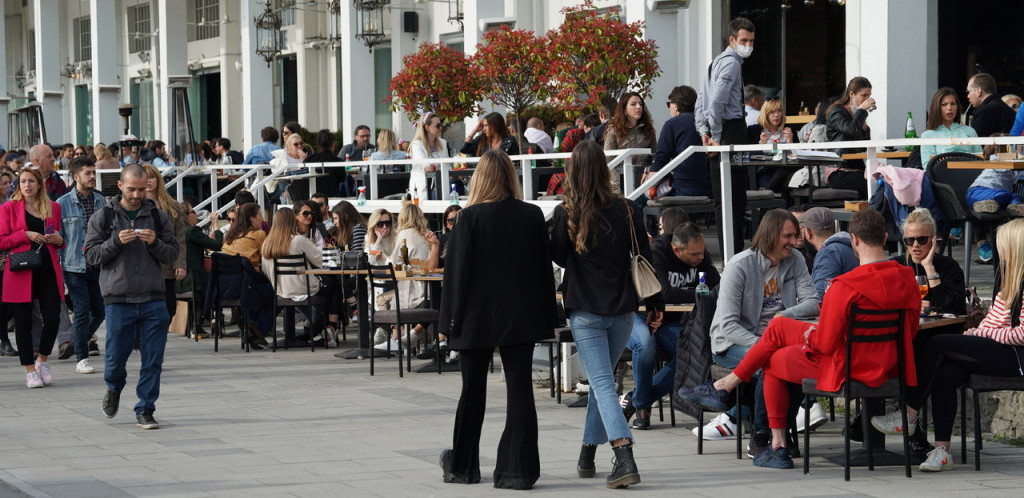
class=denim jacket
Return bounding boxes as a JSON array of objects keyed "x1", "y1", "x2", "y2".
[{"x1": 56, "y1": 189, "x2": 106, "y2": 273}]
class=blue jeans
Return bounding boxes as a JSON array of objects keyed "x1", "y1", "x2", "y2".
[
  {"x1": 104, "y1": 300, "x2": 170, "y2": 415},
  {"x1": 65, "y1": 270, "x2": 105, "y2": 362},
  {"x1": 569, "y1": 310, "x2": 633, "y2": 445},
  {"x1": 713, "y1": 344, "x2": 768, "y2": 433},
  {"x1": 628, "y1": 313, "x2": 682, "y2": 409},
  {"x1": 966, "y1": 186, "x2": 1022, "y2": 209}
]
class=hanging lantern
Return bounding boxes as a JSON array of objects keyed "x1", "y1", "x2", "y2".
[
  {"x1": 448, "y1": 0, "x2": 463, "y2": 28},
  {"x1": 354, "y1": 2, "x2": 385, "y2": 51},
  {"x1": 253, "y1": 1, "x2": 282, "y2": 66}
]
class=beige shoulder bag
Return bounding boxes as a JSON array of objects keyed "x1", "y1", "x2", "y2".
[{"x1": 624, "y1": 200, "x2": 661, "y2": 300}]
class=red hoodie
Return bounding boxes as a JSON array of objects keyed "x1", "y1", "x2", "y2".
[{"x1": 809, "y1": 260, "x2": 920, "y2": 392}]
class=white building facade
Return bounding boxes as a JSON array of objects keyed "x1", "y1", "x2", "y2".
[{"x1": 1, "y1": 0, "x2": 937, "y2": 154}]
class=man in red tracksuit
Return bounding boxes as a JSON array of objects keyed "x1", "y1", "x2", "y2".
[{"x1": 679, "y1": 209, "x2": 920, "y2": 469}]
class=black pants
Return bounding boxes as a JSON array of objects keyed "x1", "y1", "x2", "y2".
[
  {"x1": 12, "y1": 266, "x2": 62, "y2": 366},
  {"x1": 909, "y1": 334, "x2": 1022, "y2": 441},
  {"x1": 450, "y1": 342, "x2": 540, "y2": 483},
  {"x1": 710, "y1": 118, "x2": 749, "y2": 255},
  {"x1": 164, "y1": 279, "x2": 177, "y2": 319},
  {"x1": 826, "y1": 168, "x2": 868, "y2": 199}
]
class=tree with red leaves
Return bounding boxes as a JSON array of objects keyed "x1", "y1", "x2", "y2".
[
  {"x1": 473, "y1": 26, "x2": 554, "y2": 153},
  {"x1": 547, "y1": 1, "x2": 661, "y2": 112},
  {"x1": 388, "y1": 42, "x2": 484, "y2": 125}
]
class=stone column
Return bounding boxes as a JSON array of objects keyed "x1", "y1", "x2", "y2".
[
  {"x1": 34, "y1": 0, "x2": 64, "y2": 144},
  {"x1": 240, "y1": 0, "x2": 275, "y2": 153},
  {"x1": 845, "y1": 0, "x2": 937, "y2": 141},
  {"x1": 90, "y1": 0, "x2": 121, "y2": 144},
  {"x1": 157, "y1": 0, "x2": 189, "y2": 144},
  {"x1": 340, "y1": 3, "x2": 375, "y2": 139}
]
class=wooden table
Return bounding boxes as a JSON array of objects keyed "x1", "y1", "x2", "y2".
[
  {"x1": 841, "y1": 151, "x2": 912, "y2": 160},
  {"x1": 948, "y1": 159, "x2": 1024, "y2": 169},
  {"x1": 786, "y1": 114, "x2": 815, "y2": 125}
]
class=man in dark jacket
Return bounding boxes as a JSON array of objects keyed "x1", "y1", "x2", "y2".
[
  {"x1": 623, "y1": 223, "x2": 719, "y2": 429},
  {"x1": 966, "y1": 73, "x2": 1015, "y2": 138},
  {"x1": 650, "y1": 86, "x2": 711, "y2": 197},
  {"x1": 85, "y1": 164, "x2": 179, "y2": 430},
  {"x1": 799, "y1": 208, "x2": 858, "y2": 301}
]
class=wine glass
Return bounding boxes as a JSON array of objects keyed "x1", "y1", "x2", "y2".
[
  {"x1": 369, "y1": 242, "x2": 382, "y2": 260},
  {"x1": 916, "y1": 275, "x2": 929, "y2": 300}
]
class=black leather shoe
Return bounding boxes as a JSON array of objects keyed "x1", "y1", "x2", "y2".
[
  {"x1": 102, "y1": 389, "x2": 120, "y2": 418},
  {"x1": 136, "y1": 411, "x2": 160, "y2": 430},
  {"x1": 0, "y1": 341, "x2": 16, "y2": 356},
  {"x1": 908, "y1": 419, "x2": 934, "y2": 457},
  {"x1": 632, "y1": 407, "x2": 651, "y2": 430},
  {"x1": 577, "y1": 444, "x2": 597, "y2": 478},
  {"x1": 621, "y1": 391, "x2": 635, "y2": 422},
  {"x1": 844, "y1": 413, "x2": 864, "y2": 442}
]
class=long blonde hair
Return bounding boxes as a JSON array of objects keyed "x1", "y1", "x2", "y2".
[
  {"x1": 142, "y1": 164, "x2": 181, "y2": 223},
  {"x1": 376, "y1": 129, "x2": 397, "y2": 154},
  {"x1": 467, "y1": 149, "x2": 521, "y2": 206},
  {"x1": 562, "y1": 140, "x2": 617, "y2": 253},
  {"x1": 996, "y1": 218, "x2": 1024, "y2": 303},
  {"x1": 366, "y1": 208, "x2": 394, "y2": 246},
  {"x1": 396, "y1": 203, "x2": 429, "y2": 234},
  {"x1": 262, "y1": 207, "x2": 299, "y2": 259},
  {"x1": 11, "y1": 168, "x2": 52, "y2": 220},
  {"x1": 412, "y1": 112, "x2": 443, "y2": 152}
]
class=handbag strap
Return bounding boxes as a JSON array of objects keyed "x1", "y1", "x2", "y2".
[{"x1": 623, "y1": 198, "x2": 639, "y2": 257}]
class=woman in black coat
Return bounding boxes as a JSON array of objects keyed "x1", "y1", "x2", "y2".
[
  {"x1": 825, "y1": 76, "x2": 876, "y2": 198},
  {"x1": 438, "y1": 149, "x2": 555, "y2": 490}
]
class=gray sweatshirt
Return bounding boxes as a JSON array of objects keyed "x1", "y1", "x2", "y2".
[{"x1": 709, "y1": 247, "x2": 820, "y2": 354}]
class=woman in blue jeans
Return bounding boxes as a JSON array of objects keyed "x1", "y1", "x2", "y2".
[{"x1": 551, "y1": 140, "x2": 664, "y2": 489}]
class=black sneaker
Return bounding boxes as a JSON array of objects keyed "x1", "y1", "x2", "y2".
[
  {"x1": 136, "y1": 412, "x2": 160, "y2": 430},
  {"x1": 88, "y1": 341, "x2": 100, "y2": 356},
  {"x1": 752, "y1": 445, "x2": 794, "y2": 469},
  {"x1": 747, "y1": 430, "x2": 770, "y2": 459},
  {"x1": 632, "y1": 407, "x2": 651, "y2": 430},
  {"x1": 416, "y1": 343, "x2": 440, "y2": 360},
  {"x1": 844, "y1": 413, "x2": 864, "y2": 442},
  {"x1": 677, "y1": 380, "x2": 731, "y2": 412},
  {"x1": 785, "y1": 431, "x2": 801, "y2": 459},
  {"x1": 0, "y1": 341, "x2": 16, "y2": 356},
  {"x1": 102, "y1": 389, "x2": 120, "y2": 418},
  {"x1": 57, "y1": 341, "x2": 74, "y2": 360},
  {"x1": 620, "y1": 391, "x2": 635, "y2": 422}
]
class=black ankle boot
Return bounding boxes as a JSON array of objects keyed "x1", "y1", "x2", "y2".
[
  {"x1": 577, "y1": 444, "x2": 597, "y2": 478},
  {"x1": 606, "y1": 444, "x2": 640, "y2": 489}
]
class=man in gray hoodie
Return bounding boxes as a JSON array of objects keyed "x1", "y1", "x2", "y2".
[
  {"x1": 697, "y1": 209, "x2": 819, "y2": 454},
  {"x1": 85, "y1": 164, "x2": 178, "y2": 430}
]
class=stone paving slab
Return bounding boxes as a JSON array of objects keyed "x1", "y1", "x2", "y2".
[{"x1": 0, "y1": 327, "x2": 1022, "y2": 497}]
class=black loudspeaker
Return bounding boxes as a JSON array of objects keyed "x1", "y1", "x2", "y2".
[{"x1": 403, "y1": 12, "x2": 418, "y2": 33}]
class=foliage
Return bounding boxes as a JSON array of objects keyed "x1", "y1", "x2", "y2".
[
  {"x1": 547, "y1": 1, "x2": 662, "y2": 112},
  {"x1": 388, "y1": 42, "x2": 484, "y2": 126},
  {"x1": 473, "y1": 27, "x2": 554, "y2": 151}
]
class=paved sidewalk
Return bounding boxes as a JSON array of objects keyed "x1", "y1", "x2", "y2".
[{"x1": 0, "y1": 332, "x2": 1022, "y2": 497}]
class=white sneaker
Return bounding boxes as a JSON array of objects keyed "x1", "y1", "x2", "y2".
[
  {"x1": 76, "y1": 358, "x2": 96, "y2": 374},
  {"x1": 373, "y1": 327, "x2": 388, "y2": 345},
  {"x1": 919, "y1": 447, "x2": 954, "y2": 472},
  {"x1": 796, "y1": 403, "x2": 828, "y2": 433},
  {"x1": 870, "y1": 411, "x2": 915, "y2": 436},
  {"x1": 35, "y1": 361, "x2": 53, "y2": 385},
  {"x1": 25, "y1": 371, "x2": 43, "y2": 389},
  {"x1": 691, "y1": 412, "x2": 738, "y2": 440}
]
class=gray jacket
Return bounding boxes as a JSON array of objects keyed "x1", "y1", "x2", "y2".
[
  {"x1": 84, "y1": 197, "x2": 178, "y2": 305},
  {"x1": 695, "y1": 46, "x2": 745, "y2": 142},
  {"x1": 710, "y1": 248, "x2": 820, "y2": 354}
]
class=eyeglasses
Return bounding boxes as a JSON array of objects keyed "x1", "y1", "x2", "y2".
[
  {"x1": 357, "y1": 134, "x2": 371, "y2": 139},
  {"x1": 227, "y1": 217, "x2": 236, "y2": 222},
  {"x1": 376, "y1": 220, "x2": 392, "y2": 228},
  {"x1": 446, "y1": 217, "x2": 457, "y2": 224},
  {"x1": 430, "y1": 123, "x2": 442, "y2": 129},
  {"x1": 903, "y1": 236, "x2": 931, "y2": 247},
  {"x1": 74, "y1": 152, "x2": 86, "y2": 157},
  {"x1": 299, "y1": 211, "x2": 313, "y2": 217}
]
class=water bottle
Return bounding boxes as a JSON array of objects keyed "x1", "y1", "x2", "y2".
[
  {"x1": 356, "y1": 186, "x2": 366, "y2": 207},
  {"x1": 695, "y1": 272, "x2": 711, "y2": 297},
  {"x1": 905, "y1": 112, "x2": 916, "y2": 152},
  {"x1": 528, "y1": 146, "x2": 536, "y2": 169},
  {"x1": 449, "y1": 183, "x2": 459, "y2": 206}
]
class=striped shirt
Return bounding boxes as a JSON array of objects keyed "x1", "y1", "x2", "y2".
[{"x1": 970, "y1": 291, "x2": 1024, "y2": 345}]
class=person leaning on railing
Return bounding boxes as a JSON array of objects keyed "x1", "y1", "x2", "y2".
[{"x1": 825, "y1": 76, "x2": 875, "y2": 199}]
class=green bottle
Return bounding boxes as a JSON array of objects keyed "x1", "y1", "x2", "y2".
[{"x1": 905, "y1": 112, "x2": 916, "y2": 152}]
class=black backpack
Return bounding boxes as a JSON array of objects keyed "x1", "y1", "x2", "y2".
[{"x1": 672, "y1": 285, "x2": 720, "y2": 419}]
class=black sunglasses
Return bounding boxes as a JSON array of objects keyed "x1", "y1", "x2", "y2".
[
  {"x1": 299, "y1": 211, "x2": 313, "y2": 217},
  {"x1": 376, "y1": 220, "x2": 392, "y2": 228},
  {"x1": 446, "y1": 217, "x2": 457, "y2": 224},
  {"x1": 903, "y1": 236, "x2": 931, "y2": 247}
]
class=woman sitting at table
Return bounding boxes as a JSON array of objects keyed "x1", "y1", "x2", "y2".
[
  {"x1": 374, "y1": 203, "x2": 435, "y2": 353},
  {"x1": 890, "y1": 208, "x2": 966, "y2": 316},
  {"x1": 293, "y1": 200, "x2": 326, "y2": 249},
  {"x1": 221, "y1": 203, "x2": 266, "y2": 271},
  {"x1": 872, "y1": 217, "x2": 1024, "y2": 473},
  {"x1": 180, "y1": 203, "x2": 223, "y2": 337},
  {"x1": 370, "y1": 129, "x2": 408, "y2": 174},
  {"x1": 329, "y1": 201, "x2": 367, "y2": 315},
  {"x1": 410, "y1": 112, "x2": 449, "y2": 201},
  {"x1": 754, "y1": 99, "x2": 796, "y2": 203},
  {"x1": 436, "y1": 205, "x2": 462, "y2": 269},
  {"x1": 920, "y1": 87, "x2": 982, "y2": 165},
  {"x1": 365, "y1": 208, "x2": 395, "y2": 266},
  {"x1": 826, "y1": 76, "x2": 876, "y2": 199},
  {"x1": 603, "y1": 92, "x2": 656, "y2": 167},
  {"x1": 262, "y1": 207, "x2": 338, "y2": 345},
  {"x1": 461, "y1": 112, "x2": 519, "y2": 158}
]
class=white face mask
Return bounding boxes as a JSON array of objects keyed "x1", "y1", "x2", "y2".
[{"x1": 735, "y1": 44, "x2": 753, "y2": 59}]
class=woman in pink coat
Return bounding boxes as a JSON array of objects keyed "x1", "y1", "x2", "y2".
[{"x1": 0, "y1": 168, "x2": 65, "y2": 388}]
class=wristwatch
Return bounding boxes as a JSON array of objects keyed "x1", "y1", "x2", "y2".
[{"x1": 927, "y1": 273, "x2": 940, "y2": 280}]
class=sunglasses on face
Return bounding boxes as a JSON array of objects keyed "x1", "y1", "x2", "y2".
[
  {"x1": 299, "y1": 211, "x2": 313, "y2": 217},
  {"x1": 376, "y1": 220, "x2": 392, "y2": 228},
  {"x1": 903, "y1": 236, "x2": 931, "y2": 247},
  {"x1": 446, "y1": 217, "x2": 457, "y2": 224}
]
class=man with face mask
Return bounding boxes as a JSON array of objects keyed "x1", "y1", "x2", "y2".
[{"x1": 695, "y1": 17, "x2": 756, "y2": 256}]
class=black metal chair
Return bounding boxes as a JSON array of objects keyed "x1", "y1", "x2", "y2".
[
  {"x1": 269, "y1": 254, "x2": 329, "y2": 352},
  {"x1": 801, "y1": 305, "x2": 913, "y2": 481},
  {"x1": 207, "y1": 252, "x2": 250, "y2": 353},
  {"x1": 366, "y1": 263, "x2": 439, "y2": 377},
  {"x1": 958, "y1": 374, "x2": 1024, "y2": 470}
]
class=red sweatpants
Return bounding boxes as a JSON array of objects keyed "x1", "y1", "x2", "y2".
[{"x1": 732, "y1": 317, "x2": 821, "y2": 429}]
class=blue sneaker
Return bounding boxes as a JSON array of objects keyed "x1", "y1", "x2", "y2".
[
  {"x1": 677, "y1": 380, "x2": 731, "y2": 412},
  {"x1": 949, "y1": 227, "x2": 963, "y2": 241},
  {"x1": 978, "y1": 241, "x2": 993, "y2": 263},
  {"x1": 753, "y1": 445, "x2": 794, "y2": 469}
]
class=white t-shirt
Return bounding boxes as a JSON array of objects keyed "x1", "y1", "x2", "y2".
[{"x1": 758, "y1": 264, "x2": 784, "y2": 332}]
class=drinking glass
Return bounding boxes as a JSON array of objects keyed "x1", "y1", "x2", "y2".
[{"x1": 916, "y1": 275, "x2": 929, "y2": 300}]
